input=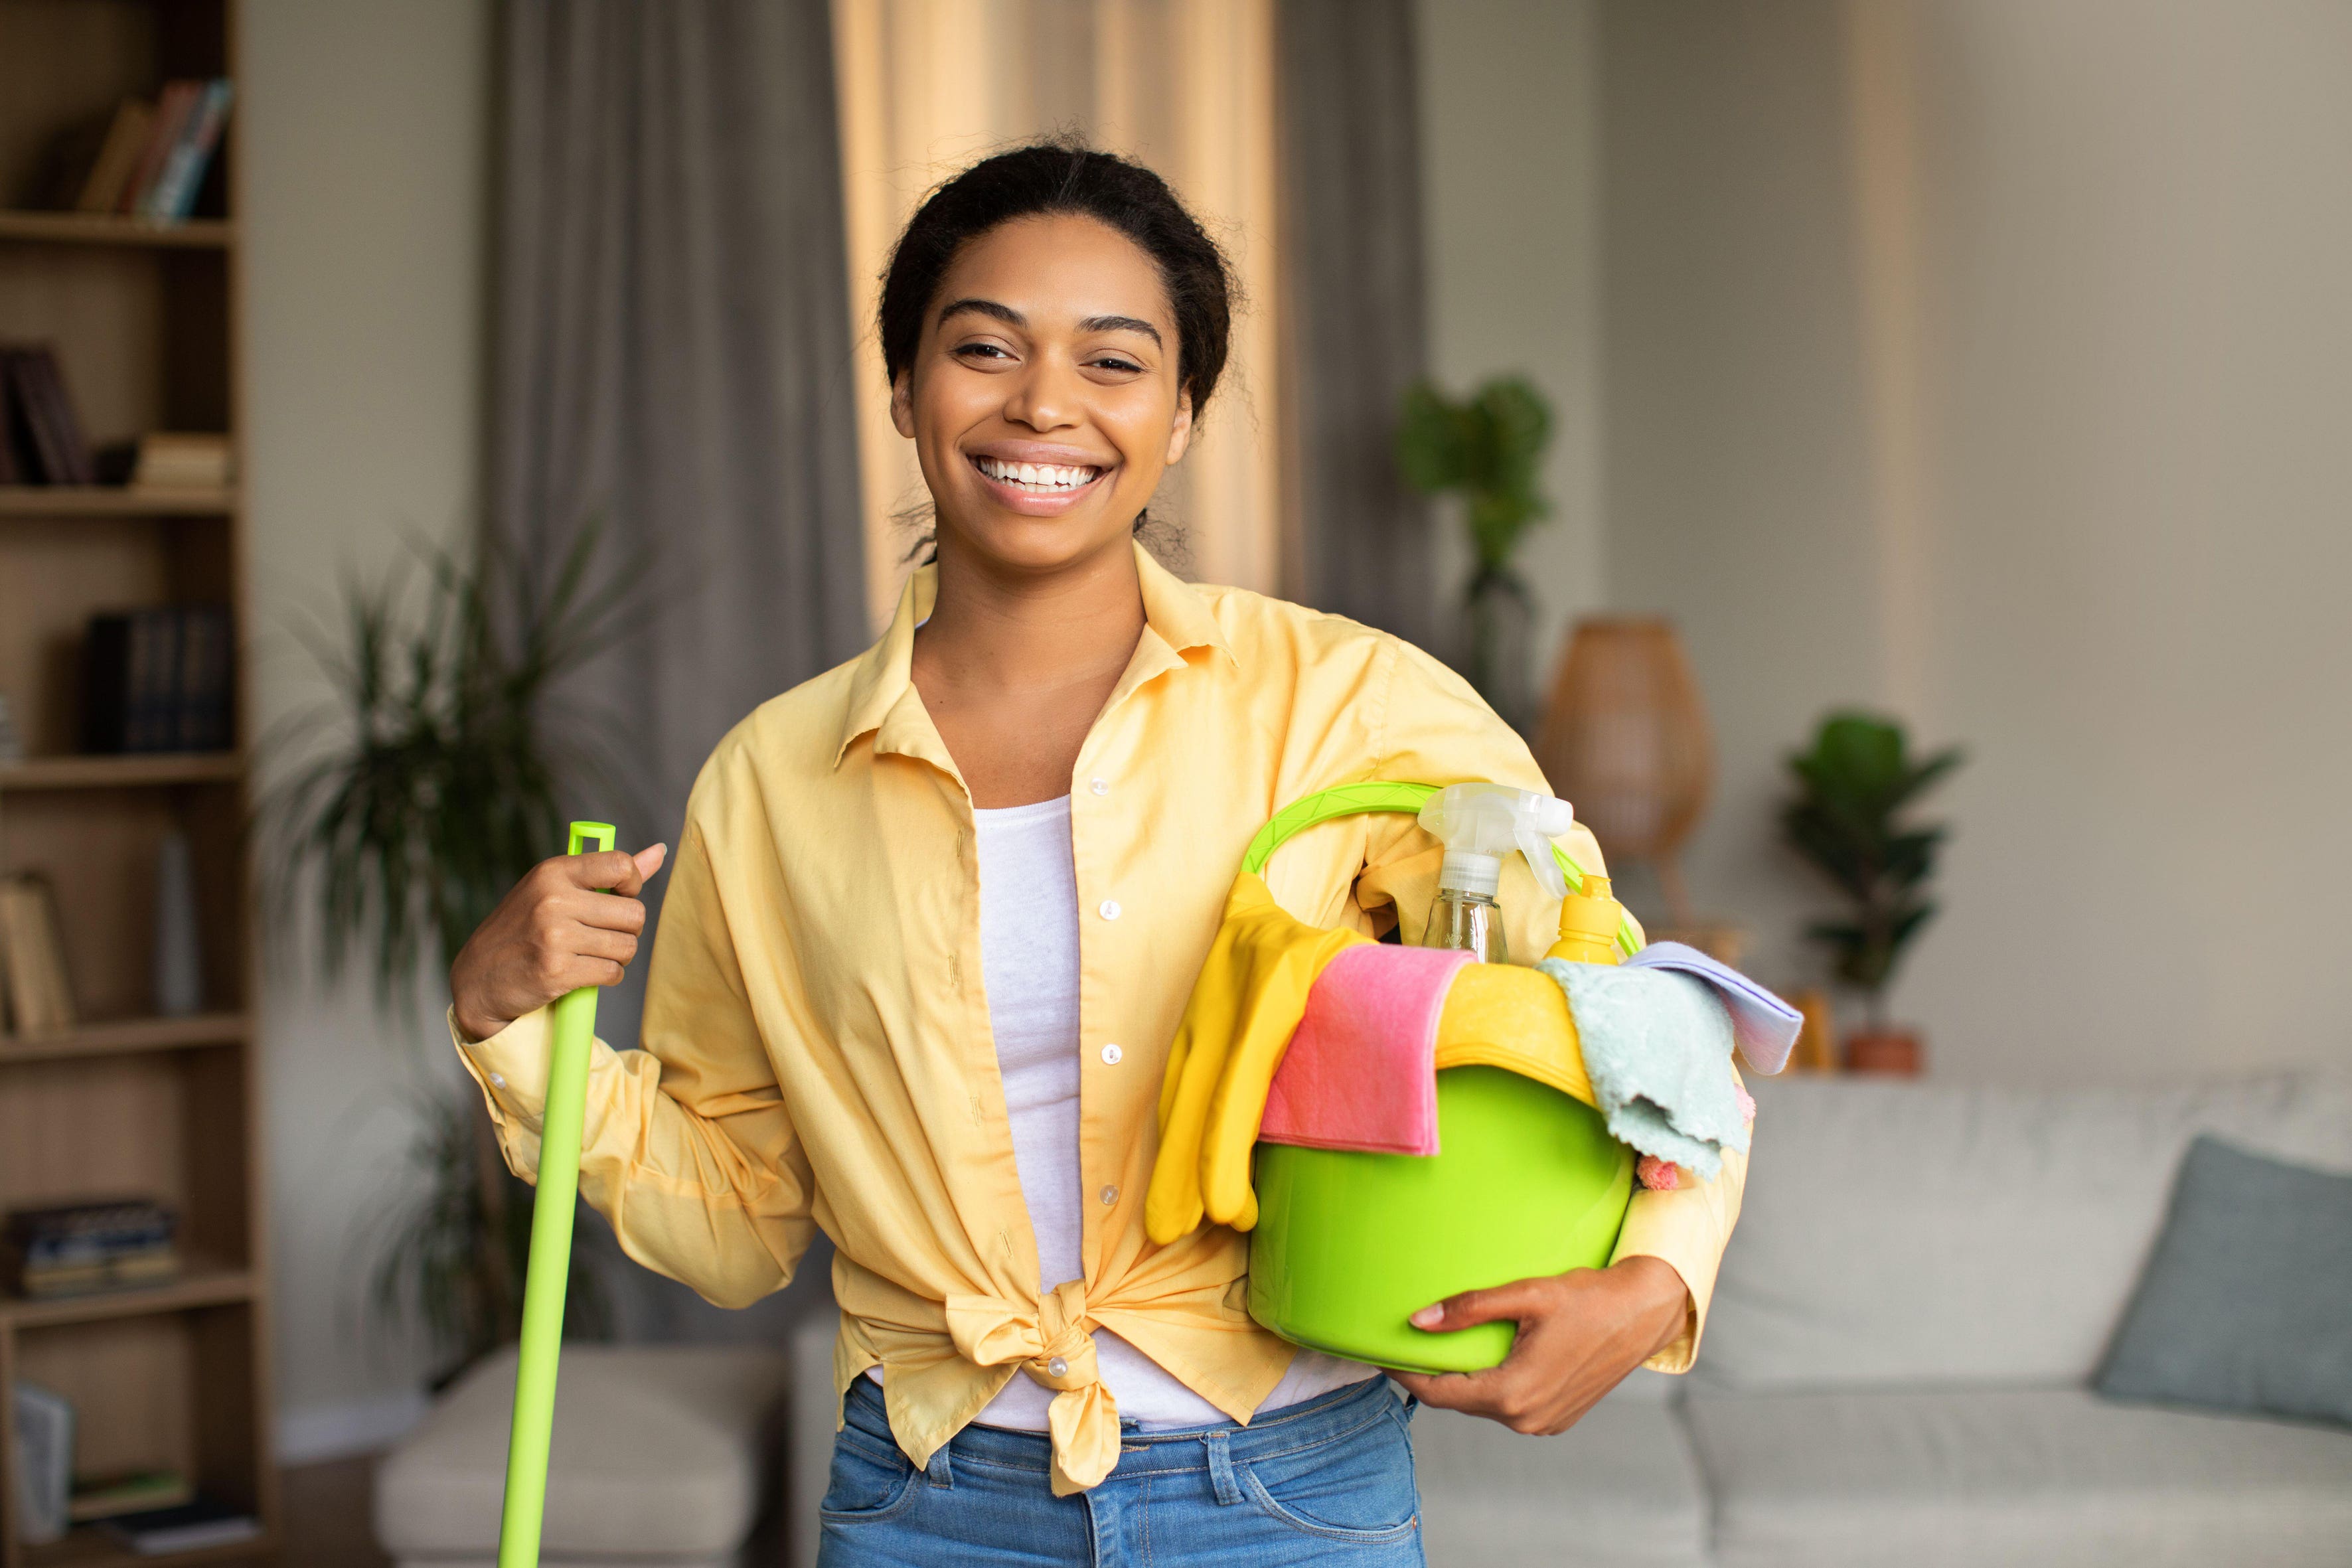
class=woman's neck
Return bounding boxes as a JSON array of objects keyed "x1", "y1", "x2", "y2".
[
  {"x1": 908, "y1": 532, "x2": 1148, "y2": 807},
  {"x1": 915, "y1": 533, "x2": 1145, "y2": 694}
]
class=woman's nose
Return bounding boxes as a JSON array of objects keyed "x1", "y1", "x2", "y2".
[{"x1": 1003, "y1": 356, "x2": 1083, "y2": 431}]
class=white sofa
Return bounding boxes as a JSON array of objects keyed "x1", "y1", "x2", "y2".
[{"x1": 788, "y1": 1071, "x2": 2352, "y2": 1567}]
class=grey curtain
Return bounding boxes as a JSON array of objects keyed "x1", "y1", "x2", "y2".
[
  {"x1": 492, "y1": 0, "x2": 867, "y2": 1017},
  {"x1": 1278, "y1": 0, "x2": 1436, "y2": 649},
  {"x1": 491, "y1": 0, "x2": 864, "y2": 1334}
]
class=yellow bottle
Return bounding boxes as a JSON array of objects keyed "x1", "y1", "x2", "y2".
[{"x1": 1545, "y1": 874, "x2": 1626, "y2": 967}]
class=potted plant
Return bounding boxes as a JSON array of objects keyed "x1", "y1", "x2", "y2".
[
  {"x1": 1780, "y1": 711, "x2": 1963, "y2": 1073},
  {"x1": 262, "y1": 522, "x2": 642, "y2": 1381},
  {"x1": 1394, "y1": 375, "x2": 1553, "y2": 730}
]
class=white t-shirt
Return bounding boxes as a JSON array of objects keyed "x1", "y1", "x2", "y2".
[{"x1": 905, "y1": 794, "x2": 1377, "y2": 1431}]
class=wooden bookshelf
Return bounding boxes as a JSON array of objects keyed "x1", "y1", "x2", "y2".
[
  {"x1": 0, "y1": 487, "x2": 236, "y2": 517},
  {"x1": 0, "y1": 1, "x2": 274, "y2": 1561},
  {"x1": 0, "y1": 212, "x2": 234, "y2": 250}
]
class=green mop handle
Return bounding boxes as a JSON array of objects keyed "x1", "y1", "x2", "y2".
[{"x1": 497, "y1": 820, "x2": 617, "y2": 1568}]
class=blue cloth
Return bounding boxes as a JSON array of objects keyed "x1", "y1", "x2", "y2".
[
  {"x1": 819, "y1": 1373, "x2": 1425, "y2": 1567},
  {"x1": 1537, "y1": 959, "x2": 1750, "y2": 1179}
]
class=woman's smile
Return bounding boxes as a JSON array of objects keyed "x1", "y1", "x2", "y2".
[{"x1": 967, "y1": 444, "x2": 1115, "y2": 515}]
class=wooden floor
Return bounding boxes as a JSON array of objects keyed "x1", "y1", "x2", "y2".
[{"x1": 275, "y1": 1454, "x2": 390, "y2": 1567}]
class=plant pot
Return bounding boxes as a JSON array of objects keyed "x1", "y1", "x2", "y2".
[
  {"x1": 1845, "y1": 1028, "x2": 1924, "y2": 1075},
  {"x1": 1460, "y1": 566, "x2": 1537, "y2": 732}
]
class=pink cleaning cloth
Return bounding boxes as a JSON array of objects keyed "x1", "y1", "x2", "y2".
[{"x1": 1259, "y1": 943, "x2": 1476, "y2": 1156}]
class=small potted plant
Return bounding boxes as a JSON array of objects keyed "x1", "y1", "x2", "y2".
[
  {"x1": 1780, "y1": 712, "x2": 1962, "y2": 1073},
  {"x1": 1394, "y1": 375, "x2": 1552, "y2": 730}
]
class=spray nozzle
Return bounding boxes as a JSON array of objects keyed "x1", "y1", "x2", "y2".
[{"x1": 1417, "y1": 783, "x2": 1574, "y2": 902}]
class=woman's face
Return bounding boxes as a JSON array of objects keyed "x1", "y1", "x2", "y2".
[{"x1": 892, "y1": 213, "x2": 1193, "y2": 575}]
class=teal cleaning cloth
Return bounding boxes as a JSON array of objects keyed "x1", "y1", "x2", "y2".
[{"x1": 1537, "y1": 960, "x2": 1750, "y2": 1179}]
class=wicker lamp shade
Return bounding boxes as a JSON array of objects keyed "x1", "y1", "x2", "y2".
[{"x1": 1534, "y1": 618, "x2": 1713, "y2": 921}]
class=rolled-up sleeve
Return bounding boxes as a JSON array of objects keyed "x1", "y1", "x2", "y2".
[{"x1": 451, "y1": 814, "x2": 818, "y2": 1309}]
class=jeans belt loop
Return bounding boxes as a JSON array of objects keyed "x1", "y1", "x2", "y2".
[
  {"x1": 925, "y1": 1439, "x2": 953, "y2": 1490},
  {"x1": 1204, "y1": 1428, "x2": 1243, "y2": 1506}
]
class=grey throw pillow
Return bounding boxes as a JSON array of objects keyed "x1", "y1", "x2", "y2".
[{"x1": 2096, "y1": 1136, "x2": 2352, "y2": 1426}]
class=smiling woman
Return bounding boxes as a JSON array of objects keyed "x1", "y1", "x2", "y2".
[{"x1": 447, "y1": 142, "x2": 1716, "y2": 1568}]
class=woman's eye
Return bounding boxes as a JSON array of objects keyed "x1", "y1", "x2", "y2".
[
  {"x1": 955, "y1": 343, "x2": 1012, "y2": 361},
  {"x1": 1090, "y1": 356, "x2": 1143, "y2": 374}
]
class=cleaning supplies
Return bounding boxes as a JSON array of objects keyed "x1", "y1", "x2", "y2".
[
  {"x1": 497, "y1": 822, "x2": 615, "y2": 1568},
  {"x1": 1416, "y1": 783, "x2": 1577, "y2": 963}
]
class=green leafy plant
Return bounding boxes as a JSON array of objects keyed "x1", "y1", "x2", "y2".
[
  {"x1": 1395, "y1": 376, "x2": 1555, "y2": 728},
  {"x1": 263, "y1": 521, "x2": 643, "y2": 1378},
  {"x1": 1395, "y1": 375, "x2": 1553, "y2": 572},
  {"x1": 1780, "y1": 712, "x2": 1964, "y2": 1027}
]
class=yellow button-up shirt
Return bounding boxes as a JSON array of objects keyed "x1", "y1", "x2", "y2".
[{"x1": 457, "y1": 543, "x2": 1745, "y2": 1493}]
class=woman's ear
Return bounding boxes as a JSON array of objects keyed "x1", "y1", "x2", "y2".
[
  {"x1": 1164, "y1": 392, "x2": 1196, "y2": 466},
  {"x1": 890, "y1": 370, "x2": 916, "y2": 437}
]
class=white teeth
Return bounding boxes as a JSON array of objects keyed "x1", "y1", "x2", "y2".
[{"x1": 978, "y1": 457, "x2": 1099, "y2": 491}]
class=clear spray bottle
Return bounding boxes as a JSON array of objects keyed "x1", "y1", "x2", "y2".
[{"x1": 1414, "y1": 784, "x2": 1579, "y2": 964}]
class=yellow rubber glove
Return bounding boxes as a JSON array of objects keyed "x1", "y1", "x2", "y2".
[{"x1": 1147, "y1": 873, "x2": 1366, "y2": 1245}]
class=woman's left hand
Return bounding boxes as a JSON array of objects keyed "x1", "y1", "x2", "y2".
[{"x1": 1388, "y1": 1255, "x2": 1690, "y2": 1435}]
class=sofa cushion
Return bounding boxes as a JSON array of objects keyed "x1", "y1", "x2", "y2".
[
  {"x1": 2098, "y1": 1137, "x2": 2352, "y2": 1425},
  {"x1": 1413, "y1": 1391, "x2": 1709, "y2": 1568},
  {"x1": 1700, "y1": 1073, "x2": 2352, "y2": 1390},
  {"x1": 1685, "y1": 1385, "x2": 2352, "y2": 1568},
  {"x1": 376, "y1": 1344, "x2": 789, "y2": 1560}
]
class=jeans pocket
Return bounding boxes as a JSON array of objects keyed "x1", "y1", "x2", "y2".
[
  {"x1": 1241, "y1": 1406, "x2": 1421, "y2": 1544},
  {"x1": 819, "y1": 1430, "x2": 921, "y2": 1524}
]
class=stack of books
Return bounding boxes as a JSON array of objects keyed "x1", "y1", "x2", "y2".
[
  {"x1": 82, "y1": 604, "x2": 236, "y2": 753},
  {"x1": 127, "y1": 431, "x2": 234, "y2": 490},
  {"x1": 3, "y1": 1199, "x2": 179, "y2": 1299},
  {"x1": 40, "y1": 80, "x2": 236, "y2": 223}
]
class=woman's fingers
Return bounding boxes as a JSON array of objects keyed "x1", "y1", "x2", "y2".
[
  {"x1": 1408, "y1": 1277, "x2": 1549, "y2": 1332},
  {"x1": 450, "y1": 844, "x2": 667, "y2": 1038},
  {"x1": 571, "y1": 925, "x2": 639, "y2": 966},
  {"x1": 568, "y1": 847, "x2": 659, "y2": 897}
]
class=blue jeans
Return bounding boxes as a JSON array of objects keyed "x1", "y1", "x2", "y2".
[{"x1": 818, "y1": 1374, "x2": 1426, "y2": 1566}]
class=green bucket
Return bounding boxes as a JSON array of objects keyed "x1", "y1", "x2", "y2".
[
  {"x1": 1233, "y1": 782, "x2": 1641, "y2": 1375},
  {"x1": 1248, "y1": 1066, "x2": 1633, "y2": 1373}
]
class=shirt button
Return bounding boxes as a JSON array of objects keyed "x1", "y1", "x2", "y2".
[
  {"x1": 1099, "y1": 1186, "x2": 1120, "y2": 1206},
  {"x1": 1099, "y1": 1043, "x2": 1123, "y2": 1065},
  {"x1": 1089, "y1": 777, "x2": 1110, "y2": 796},
  {"x1": 1048, "y1": 1356, "x2": 1069, "y2": 1378},
  {"x1": 1099, "y1": 900, "x2": 1121, "y2": 921},
  {"x1": 489, "y1": 1073, "x2": 507, "y2": 1088}
]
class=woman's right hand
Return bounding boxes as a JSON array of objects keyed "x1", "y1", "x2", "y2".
[{"x1": 450, "y1": 844, "x2": 668, "y2": 1041}]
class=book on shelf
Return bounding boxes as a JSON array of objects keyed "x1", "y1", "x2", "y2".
[
  {"x1": 118, "y1": 82, "x2": 200, "y2": 218},
  {"x1": 24, "y1": 80, "x2": 233, "y2": 224},
  {"x1": 127, "y1": 431, "x2": 235, "y2": 490},
  {"x1": 82, "y1": 604, "x2": 236, "y2": 755},
  {"x1": 0, "y1": 874, "x2": 77, "y2": 1036},
  {"x1": 4, "y1": 1198, "x2": 181, "y2": 1299},
  {"x1": 71, "y1": 1470, "x2": 196, "y2": 1525},
  {"x1": 1, "y1": 343, "x2": 94, "y2": 486},
  {"x1": 142, "y1": 80, "x2": 234, "y2": 221},
  {"x1": 10, "y1": 1381, "x2": 74, "y2": 1545},
  {"x1": 102, "y1": 1496, "x2": 262, "y2": 1556},
  {"x1": 76, "y1": 99, "x2": 157, "y2": 214}
]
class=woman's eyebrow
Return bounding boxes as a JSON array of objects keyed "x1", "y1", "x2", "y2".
[
  {"x1": 1079, "y1": 314, "x2": 1162, "y2": 345},
  {"x1": 937, "y1": 297, "x2": 1023, "y2": 329}
]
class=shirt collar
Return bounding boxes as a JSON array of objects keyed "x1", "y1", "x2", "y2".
[{"x1": 833, "y1": 540, "x2": 1237, "y2": 769}]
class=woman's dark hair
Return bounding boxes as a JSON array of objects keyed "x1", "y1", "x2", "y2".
[{"x1": 878, "y1": 141, "x2": 1236, "y2": 418}]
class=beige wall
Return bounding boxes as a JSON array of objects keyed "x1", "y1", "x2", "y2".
[
  {"x1": 242, "y1": 0, "x2": 493, "y2": 1456},
  {"x1": 1414, "y1": 0, "x2": 1608, "y2": 665},
  {"x1": 1601, "y1": 0, "x2": 2352, "y2": 1082}
]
